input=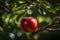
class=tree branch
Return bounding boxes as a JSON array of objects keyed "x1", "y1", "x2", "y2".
[
  {"x1": 46, "y1": 28, "x2": 60, "y2": 31},
  {"x1": 0, "y1": 2, "x2": 13, "y2": 13},
  {"x1": 30, "y1": 16, "x2": 60, "y2": 37}
]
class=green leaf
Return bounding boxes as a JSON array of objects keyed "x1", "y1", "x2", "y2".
[
  {"x1": 2, "y1": 12, "x2": 9, "y2": 20},
  {"x1": 47, "y1": 8, "x2": 57, "y2": 13},
  {"x1": 9, "y1": 15, "x2": 18, "y2": 25},
  {"x1": 15, "y1": 9, "x2": 26, "y2": 14},
  {"x1": 12, "y1": 4, "x2": 27, "y2": 11},
  {"x1": 37, "y1": 16, "x2": 51, "y2": 23},
  {"x1": 27, "y1": 9, "x2": 33, "y2": 15},
  {"x1": 5, "y1": 14, "x2": 11, "y2": 24}
]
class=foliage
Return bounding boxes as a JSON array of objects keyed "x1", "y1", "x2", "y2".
[{"x1": 0, "y1": 0, "x2": 60, "y2": 40}]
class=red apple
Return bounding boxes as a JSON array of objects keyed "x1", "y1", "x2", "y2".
[{"x1": 21, "y1": 17, "x2": 38, "y2": 32}]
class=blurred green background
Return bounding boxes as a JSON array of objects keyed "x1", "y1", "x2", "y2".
[{"x1": 0, "y1": 0, "x2": 60, "y2": 40}]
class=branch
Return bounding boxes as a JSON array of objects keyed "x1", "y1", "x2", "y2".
[
  {"x1": 0, "y1": 2, "x2": 13, "y2": 13},
  {"x1": 46, "y1": 28, "x2": 60, "y2": 31},
  {"x1": 26, "y1": 0, "x2": 38, "y2": 8},
  {"x1": 30, "y1": 16, "x2": 60, "y2": 37}
]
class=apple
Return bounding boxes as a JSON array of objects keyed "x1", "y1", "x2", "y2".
[{"x1": 21, "y1": 17, "x2": 38, "y2": 32}]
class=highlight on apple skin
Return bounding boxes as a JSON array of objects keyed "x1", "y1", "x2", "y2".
[{"x1": 21, "y1": 17, "x2": 38, "y2": 32}]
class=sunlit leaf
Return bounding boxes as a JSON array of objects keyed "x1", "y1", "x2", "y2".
[
  {"x1": 15, "y1": 9, "x2": 26, "y2": 14},
  {"x1": 27, "y1": 9, "x2": 33, "y2": 15},
  {"x1": 37, "y1": 16, "x2": 44, "y2": 23},
  {"x1": 2, "y1": 12, "x2": 10, "y2": 21},
  {"x1": 12, "y1": 4, "x2": 27, "y2": 11},
  {"x1": 4, "y1": 14, "x2": 11, "y2": 24},
  {"x1": 0, "y1": 27, "x2": 3, "y2": 32},
  {"x1": 37, "y1": 16, "x2": 51, "y2": 23},
  {"x1": 9, "y1": 15, "x2": 18, "y2": 25}
]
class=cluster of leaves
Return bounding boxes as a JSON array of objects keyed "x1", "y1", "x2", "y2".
[{"x1": 0, "y1": 0, "x2": 60, "y2": 40}]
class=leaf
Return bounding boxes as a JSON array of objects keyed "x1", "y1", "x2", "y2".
[
  {"x1": 46, "y1": 8, "x2": 57, "y2": 13},
  {"x1": 15, "y1": 9, "x2": 26, "y2": 14},
  {"x1": 0, "y1": 27, "x2": 3, "y2": 32},
  {"x1": 9, "y1": 15, "x2": 18, "y2": 25},
  {"x1": 27, "y1": 9, "x2": 33, "y2": 15},
  {"x1": 2, "y1": 12, "x2": 9, "y2": 20},
  {"x1": 5, "y1": 14, "x2": 11, "y2": 24},
  {"x1": 12, "y1": 4, "x2": 27, "y2": 11},
  {"x1": 37, "y1": 16, "x2": 44, "y2": 23},
  {"x1": 37, "y1": 16, "x2": 51, "y2": 23}
]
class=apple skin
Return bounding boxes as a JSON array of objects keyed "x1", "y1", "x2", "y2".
[{"x1": 21, "y1": 17, "x2": 38, "y2": 32}]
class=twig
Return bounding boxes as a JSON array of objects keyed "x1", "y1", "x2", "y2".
[
  {"x1": 26, "y1": 0, "x2": 38, "y2": 8},
  {"x1": 46, "y1": 28, "x2": 60, "y2": 31}
]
